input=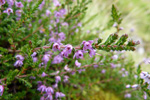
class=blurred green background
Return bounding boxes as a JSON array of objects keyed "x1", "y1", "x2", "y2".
[
  {"x1": 81, "y1": 0, "x2": 150, "y2": 99},
  {"x1": 83, "y1": 0, "x2": 150, "y2": 71}
]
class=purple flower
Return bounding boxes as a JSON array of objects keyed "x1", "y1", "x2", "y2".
[
  {"x1": 75, "y1": 29, "x2": 79, "y2": 33},
  {"x1": 54, "y1": 9, "x2": 66, "y2": 18},
  {"x1": 58, "y1": 32, "x2": 66, "y2": 41},
  {"x1": 65, "y1": 44, "x2": 73, "y2": 52},
  {"x1": 49, "y1": 37, "x2": 57, "y2": 43},
  {"x1": 52, "y1": 83, "x2": 58, "y2": 89},
  {"x1": 52, "y1": 55, "x2": 63, "y2": 64},
  {"x1": 110, "y1": 63, "x2": 116, "y2": 68},
  {"x1": 15, "y1": 1, "x2": 24, "y2": 8},
  {"x1": 31, "y1": 52, "x2": 37, "y2": 57},
  {"x1": 42, "y1": 54, "x2": 51, "y2": 65},
  {"x1": 15, "y1": 55, "x2": 24, "y2": 61},
  {"x1": 122, "y1": 74, "x2": 126, "y2": 77},
  {"x1": 39, "y1": 62, "x2": 44, "y2": 67},
  {"x1": 60, "y1": 50, "x2": 68, "y2": 58},
  {"x1": 121, "y1": 68, "x2": 125, "y2": 71},
  {"x1": 0, "y1": 0, "x2": 5, "y2": 6},
  {"x1": 130, "y1": 28, "x2": 135, "y2": 32},
  {"x1": 3, "y1": 8, "x2": 13, "y2": 15},
  {"x1": 16, "y1": 17, "x2": 21, "y2": 21},
  {"x1": 16, "y1": 10, "x2": 22, "y2": 17},
  {"x1": 61, "y1": 22, "x2": 68, "y2": 26},
  {"x1": 61, "y1": 44, "x2": 73, "y2": 58},
  {"x1": 75, "y1": 60, "x2": 81, "y2": 67},
  {"x1": 14, "y1": 60, "x2": 23, "y2": 67},
  {"x1": 86, "y1": 30, "x2": 90, "y2": 34},
  {"x1": 111, "y1": 55, "x2": 118, "y2": 60},
  {"x1": 63, "y1": 75, "x2": 69, "y2": 83},
  {"x1": 71, "y1": 71, "x2": 76, "y2": 75},
  {"x1": 7, "y1": 0, "x2": 14, "y2": 7},
  {"x1": 55, "y1": 76, "x2": 61, "y2": 83},
  {"x1": 39, "y1": 19, "x2": 42, "y2": 24},
  {"x1": 37, "y1": 81, "x2": 43, "y2": 87},
  {"x1": 119, "y1": 27, "x2": 124, "y2": 30},
  {"x1": 37, "y1": 85, "x2": 46, "y2": 93},
  {"x1": 40, "y1": 96, "x2": 45, "y2": 100},
  {"x1": 14, "y1": 55, "x2": 24, "y2": 67},
  {"x1": 77, "y1": 23, "x2": 82, "y2": 27},
  {"x1": 143, "y1": 92, "x2": 147, "y2": 100},
  {"x1": 50, "y1": 71, "x2": 60, "y2": 75},
  {"x1": 53, "y1": 0, "x2": 61, "y2": 7},
  {"x1": 50, "y1": 20, "x2": 54, "y2": 24},
  {"x1": 73, "y1": 50, "x2": 84, "y2": 59},
  {"x1": 134, "y1": 75, "x2": 138, "y2": 79},
  {"x1": 113, "y1": 22, "x2": 117, "y2": 27},
  {"x1": 45, "y1": 93, "x2": 53, "y2": 100},
  {"x1": 27, "y1": 0, "x2": 32, "y2": 2},
  {"x1": 63, "y1": 44, "x2": 73, "y2": 55},
  {"x1": 0, "y1": 85, "x2": 4, "y2": 96},
  {"x1": 124, "y1": 93, "x2": 131, "y2": 98},
  {"x1": 140, "y1": 71, "x2": 148, "y2": 79},
  {"x1": 78, "y1": 69, "x2": 85, "y2": 73},
  {"x1": 46, "y1": 87, "x2": 54, "y2": 94},
  {"x1": 82, "y1": 40, "x2": 93, "y2": 50},
  {"x1": 125, "y1": 71, "x2": 128, "y2": 76},
  {"x1": 29, "y1": 76, "x2": 36, "y2": 80},
  {"x1": 56, "y1": 18, "x2": 60, "y2": 23},
  {"x1": 54, "y1": 11, "x2": 61, "y2": 18},
  {"x1": 101, "y1": 69, "x2": 106, "y2": 74},
  {"x1": 59, "y1": 9, "x2": 67, "y2": 16},
  {"x1": 143, "y1": 58, "x2": 150, "y2": 64},
  {"x1": 55, "y1": 92, "x2": 65, "y2": 99},
  {"x1": 38, "y1": 0, "x2": 45, "y2": 10},
  {"x1": 89, "y1": 49, "x2": 96, "y2": 57},
  {"x1": 131, "y1": 84, "x2": 138, "y2": 88},
  {"x1": 93, "y1": 64, "x2": 98, "y2": 68},
  {"x1": 46, "y1": 10, "x2": 51, "y2": 16},
  {"x1": 126, "y1": 84, "x2": 131, "y2": 88},
  {"x1": 52, "y1": 43, "x2": 60, "y2": 52},
  {"x1": 41, "y1": 72, "x2": 48, "y2": 77},
  {"x1": 64, "y1": 65, "x2": 72, "y2": 72}
]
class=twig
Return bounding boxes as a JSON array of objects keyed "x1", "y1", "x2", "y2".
[
  {"x1": 8, "y1": 45, "x2": 81, "y2": 53},
  {"x1": 21, "y1": 25, "x2": 43, "y2": 41}
]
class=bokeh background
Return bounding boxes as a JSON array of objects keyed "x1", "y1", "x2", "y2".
[
  {"x1": 82, "y1": 0, "x2": 150, "y2": 71},
  {"x1": 79, "y1": 0, "x2": 150, "y2": 99}
]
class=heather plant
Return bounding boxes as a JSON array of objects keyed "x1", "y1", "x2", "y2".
[{"x1": 0, "y1": 0, "x2": 149, "y2": 100}]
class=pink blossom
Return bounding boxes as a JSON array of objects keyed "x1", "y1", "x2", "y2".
[
  {"x1": 53, "y1": 0, "x2": 61, "y2": 7},
  {"x1": 46, "y1": 10, "x2": 51, "y2": 16},
  {"x1": 0, "y1": 0, "x2": 5, "y2": 6},
  {"x1": 73, "y1": 50, "x2": 84, "y2": 59},
  {"x1": 75, "y1": 60, "x2": 81, "y2": 67},
  {"x1": 52, "y1": 43, "x2": 60, "y2": 52},
  {"x1": 16, "y1": 10, "x2": 22, "y2": 17},
  {"x1": 0, "y1": 85, "x2": 4, "y2": 96},
  {"x1": 3, "y1": 8, "x2": 13, "y2": 15},
  {"x1": 15, "y1": 1, "x2": 24, "y2": 8}
]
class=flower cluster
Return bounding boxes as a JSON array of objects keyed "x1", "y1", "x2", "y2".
[
  {"x1": 140, "y1": 71, "x2": 150, "y2": 89},
  {"x1": 0, "y1": 85, "x2": 4, "y2": 96},
  {"x1": 2, "y1": 0, "x2": 24, "y2": 20},
  {"x1": 14, "y1": 55, "x2": 24, "y2": 67},
  {"x1": 37, "y1": 75, "x2": 66, "y2": 100}
]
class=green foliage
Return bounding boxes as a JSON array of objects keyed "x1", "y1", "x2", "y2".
[
  {"x1": 111, "y1": 4, "x2": 122, "y2": 25},
  {"x1": 0, "y1": 0, "x2": 146, "y2": 100},
  {"x1": 16, "y1": 77, "x2": 32, "y2": 88}
]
